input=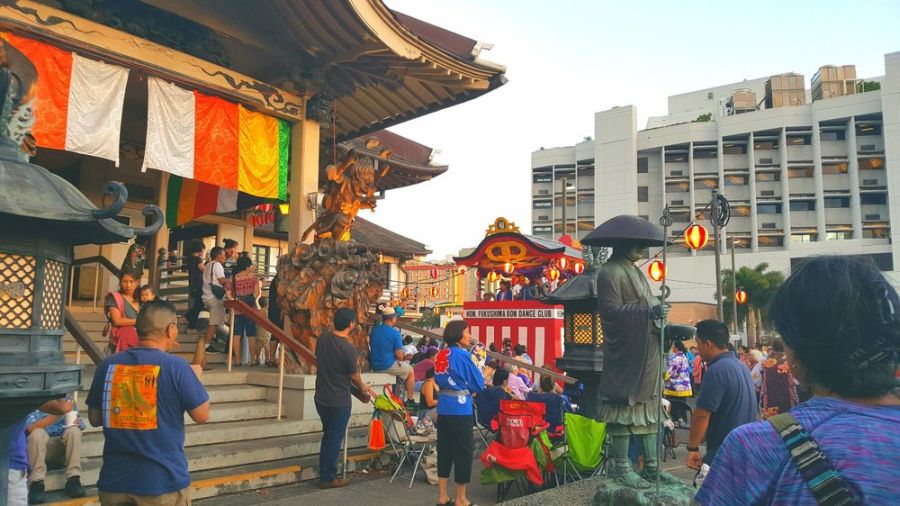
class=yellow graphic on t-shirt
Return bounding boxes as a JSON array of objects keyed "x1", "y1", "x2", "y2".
[{"x1": 107, "y1": 364, "x2": 160, "y2": 430}]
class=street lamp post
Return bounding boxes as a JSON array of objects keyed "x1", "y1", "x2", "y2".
[{"x1": 683, "y1": 188, "x2": 731, "y2": 322}]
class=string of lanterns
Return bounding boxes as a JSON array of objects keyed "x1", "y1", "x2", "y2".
[{"x1": 645, "y1": 221, "x2": 749, "y2": 304}]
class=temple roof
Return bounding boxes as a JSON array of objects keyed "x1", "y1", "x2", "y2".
[
  {"x1": 454, "y1": 232, "x2": 583, "y2": 272},
  {"x1": 256, "y1": 216, "x2": 430, "y2": 257},
  {"x1": 138, "y1": 0, "x2": 508, "y2": 142},
  {"x1": 335, "y1": 129, "x2": 448, "y2": 192}
]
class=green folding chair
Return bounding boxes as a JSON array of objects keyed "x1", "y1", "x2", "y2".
[{"x1": 555, "y1": 412, "x2": 608, "y2": 482}]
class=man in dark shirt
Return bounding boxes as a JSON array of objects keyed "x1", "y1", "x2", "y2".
[
  {"x1": 315, "y1": 308, "x2": 370, "y2": 489},
  {"x1": 687, "y1": 320, "x2": 758, "y2": 470}
]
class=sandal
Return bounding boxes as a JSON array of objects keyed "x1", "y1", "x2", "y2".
[{"x1": 436, "y1": 501, "x2": 454, "y2": 506}]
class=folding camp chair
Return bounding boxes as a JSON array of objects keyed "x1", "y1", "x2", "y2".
[
  {"x1": 472, "y1": 401, "x2": 494, "y2": 452},
  {"x1": 380, "y1": 408, "x2": 437, "y2": 488},
  {"x1": 481, "y1": 400, "x2": 550, "y2": 502},
  {"x1": 554, "y1": 412, "x2": 608, "y2": 483}
]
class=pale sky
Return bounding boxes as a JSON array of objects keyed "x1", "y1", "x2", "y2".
[{"x1": 364, "y1": 0, "x2": 900, "y2": 259}]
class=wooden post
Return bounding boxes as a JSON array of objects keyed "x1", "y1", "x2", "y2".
[
  {"x1": 277, "y1": 342, "x2": 285, "y2": 421},
  {"x1": 288, "y1": 99, "x2": 320, "y2": 246}
]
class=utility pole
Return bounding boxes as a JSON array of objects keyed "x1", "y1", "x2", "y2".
[
  {"x1": 731, "y1": 236, "x2": 738, "y2": 335},
  {"x1": 711, "y1": 189, "x2": 724, "y2": 321}
]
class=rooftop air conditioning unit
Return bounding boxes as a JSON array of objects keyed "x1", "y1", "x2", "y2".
[
  {"x1": 865, "y1": 214, "x2": 880, "y2": 221},
  {"x1": 860, "y1": 145, "x2": 875, "y2": 152},
  {"x1": 760, "y1": 158, "x2": 774, "y2": 164}
]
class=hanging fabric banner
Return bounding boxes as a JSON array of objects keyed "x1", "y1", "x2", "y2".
[
  {"x1": 144, "y1": 77, "x2": 289, "y2": 199},
  {"x1": 4, "y1": 34, "x2": 129, "y2": 165},
  {"x1": 165, "y1": 175, "x2": 264, "y2": 228}
]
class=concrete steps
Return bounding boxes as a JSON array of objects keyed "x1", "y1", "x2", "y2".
[{"x1": 41, "y1": 310, "x2": 389, "y2": 503}]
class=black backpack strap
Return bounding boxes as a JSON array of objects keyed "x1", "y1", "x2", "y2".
[{"x1": 767, "y1": 413, "x2": 858, "y2": 506}]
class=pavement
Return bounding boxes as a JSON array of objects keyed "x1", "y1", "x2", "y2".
[{"x1": 197, "y1": 424, "x2": 702, "y2": 506}]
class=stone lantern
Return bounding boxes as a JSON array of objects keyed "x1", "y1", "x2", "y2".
[
  {"x1": 0, "y1": 40, "x2": 162, "y2": 500},
  {"x1": 544, "y1": 264, "x2": 606, "y2": 418}
]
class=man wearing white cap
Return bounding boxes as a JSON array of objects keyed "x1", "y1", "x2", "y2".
[{"x1": 369, "y1": 307, "x2": 417, "y2": 409}]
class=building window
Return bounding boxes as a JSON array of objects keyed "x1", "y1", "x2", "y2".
[
  {"x1": 789, "y1": 200, "x2": 816, "y2": 212},
  {"x1": 859, "y1": 158, "x2": 884, "y2": 170},
  {"x1": 756, "y1": 172, "x2": 781, "y2": 182},
  {"x1": 724, "y1": 175, "x2": 748, "y2": 186},
  {"x1": 820, "y1": 130, "x2": 846, "y2": 141},
  {"x1": 696, "y1": 178, "x2": 718, "y2": 189},
  {"x1": 693, "y1": 149, "x2": 717, "y2": 159},
  {"x1": 863, "y1": 228, "x2": 889, "y2": 239},
  {"x1": 665, "y1": 182, "x2": 689, "y2": 193},
  {"x1": 758, "y1": 236, "x2": 784, "y2": 247},
  {"x1": 533, "y1": 174, "x2": 552, "y2": 183},
  {"x1": 754, "y1": 140, "x2": 777, "y2": 151},
  {"x1": 665, "y1": 153, "x2": 687, "y2": 163},
  {"x1": 757, "y1": 203, "x2": 783, "y2": 214},
  {"x1": 533, "y1": 200, "x2": 552, "y2": 209},
  {"x1": 637, "y1": 157, "x2": 649, "y2": 173},
  {"x1": 786, "y1": 135, "x2": 811, "y2": 145},
  {"x1": 861, "y1": 193, "x2": 887, "y2": 205},
  {"x1": 723, "y1": 144, "x2": 747, "y2": 155},
  {"x1": 826, "y1": 231, "x2": 853, "y2": 240},
  {"x1": 638, "y1": 186, "x2": 649, "y2": 202},
  {"x1": 856, "y1": 124, "x2": 882, "y2": 136},
  {"x1": 252, "y1": 245, "x2": 271, "y2": 274},
  {"x1": 788, "y1": 167, "x2": 814, "y2": 178},
  {"x1": 533, "y1": 225, "x2": 552, "y2": 234},
  {"x1": 822, "y1": 162, "x2": 848, "y2": 174},
  {"x1": 824, "y1": 197, "x2": 850, "y2": 208},
  {"x1": 791, "y1": 233, "x2": 817, "y2": 243}
]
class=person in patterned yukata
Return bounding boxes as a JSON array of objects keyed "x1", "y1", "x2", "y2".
[
  {"x1": 697, "y1": 256, "x2": 900, "y2": 505},
  {"x1": 434, "y1": 320, "x2": 484, "y2": 506}
]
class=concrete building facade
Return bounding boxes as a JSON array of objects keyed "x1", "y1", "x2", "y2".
[{"x1": 532, "y1": 51, "x2": 900, "y2": 303}]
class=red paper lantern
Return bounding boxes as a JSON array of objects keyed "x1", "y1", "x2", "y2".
[
  {"x1": 430, "y1": 267, "x2": 439, "y2": 279},
  {"x1": 548, "y1": 268, "x2": 560, "y2": 281},
  {"x1": 429, "y1": 286, "x2": 439, "y2": 298},
  {"x1": 401, "y1": 287, "x2": 410, "y2": 299},
  {"x1": 573, "y1": 262, "x2": 585, "y2": 274},
  {"x1": 684, "y1": 223, "x2": 709, "y2": 250},
  {"x1": 502, "y1": 262, "x2": 514, "y2": 274},
  {"x1": 648, "y1": 260, "x2": 666, "y2": 282},
  {"x1": 735, "y1": 289, "x2": 748, "y2": 304},
  {"x1": 558, "y1": 257, "x2": 569, "y2": 270}
]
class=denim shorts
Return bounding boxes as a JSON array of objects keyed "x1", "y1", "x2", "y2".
[{"x1": 234, "y1": 314, "x2": 257, "y2": 337}]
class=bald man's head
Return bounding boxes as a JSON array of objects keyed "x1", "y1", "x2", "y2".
[{"x1": 136, "y1": 300, "x2": 178, "y2": 341}]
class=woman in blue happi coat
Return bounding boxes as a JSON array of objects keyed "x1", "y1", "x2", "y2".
[{"x1": 434, "y1": 320, "x2": 484, "y2": 506}]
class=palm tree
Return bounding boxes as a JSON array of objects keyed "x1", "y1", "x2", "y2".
[{"x1": 721, "y1": 263, "x2": 784, "y2": 342}]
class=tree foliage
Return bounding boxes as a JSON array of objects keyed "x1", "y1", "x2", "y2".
[{"x1": 720, "y1": 262, "x2": 785, "y2": 332}]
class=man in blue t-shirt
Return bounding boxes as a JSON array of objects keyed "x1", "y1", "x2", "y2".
[
  {"x1": 87, "y1": 300, "x2": 210, "y2": 504},
  {"x1": 368, "y1": 307, "x2": 416, "y2": 408},
  {"x1": 687, "y1": 320, "x2": 757, "y2": 470}
]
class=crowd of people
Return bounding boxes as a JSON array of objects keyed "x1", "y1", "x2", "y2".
[
  {"x1": 482, "y1": 275, "x2": 554, "y2": 302},
  {"x1": 8, "y1": 252, "x2": 898, "y2": 505}
]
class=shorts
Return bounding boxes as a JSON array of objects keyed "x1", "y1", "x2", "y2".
[
  {"x1": 233, "y1": 315, "x2": 256, "y2": 338},
  {"x1": 203, "y1": 296, "x2": 226, "y2": 326},
  {"x1": 99, "y1": 486, "x2": 191, "y2": 505},
  {"x1": 377, "y1": 360, "x2": 413, "y2": 379}
]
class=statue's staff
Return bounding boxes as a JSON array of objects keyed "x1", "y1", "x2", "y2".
[{"x1": 656, "y1": 207, "x2": 673, "y2": 500}]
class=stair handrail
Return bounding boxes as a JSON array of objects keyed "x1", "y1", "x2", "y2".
[
  {"x1": 64, "y1": 309, "x2": 104, "y2": 364},
  {"x1": 391, "y1": 318, "x2": 578, "y2": 385},
  {"x1": 72, "y1": 255, "x2": 121, "y2": 278},
  {"x1": 223, "y1": 299, "x2": 316, "y2": 367}
]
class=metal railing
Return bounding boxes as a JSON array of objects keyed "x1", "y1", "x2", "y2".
[
  {"x1": 224, "y1": 299, "x2": 316, "y2": 420},
  {"x1": 70, "y1": 254, "x2": 121, "y2": 310},
  {"x1": 391, "y1": 319, "x2": 578, "y2": 385}
]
